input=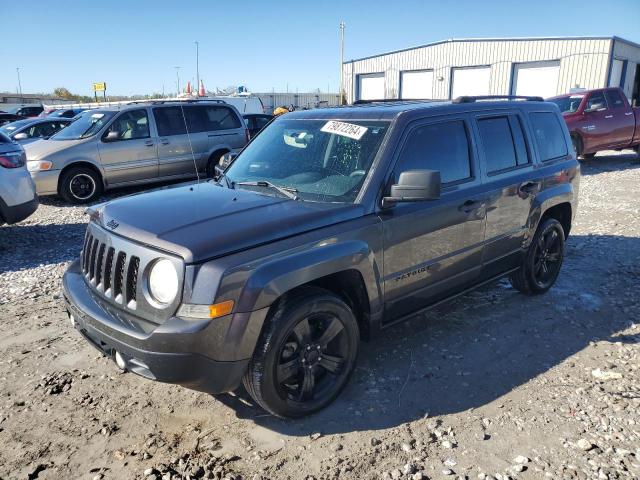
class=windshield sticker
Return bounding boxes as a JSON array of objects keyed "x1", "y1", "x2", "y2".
[
  {"x1": 321, "y1": 121, "x2": 368, "y2": 140},
  {"x1": 91, "y1": 113, "x2": 105, "y2": 119}
]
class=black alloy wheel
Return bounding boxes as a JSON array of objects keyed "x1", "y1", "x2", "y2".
[{"x1": 243, "y1": 287, "x2": 359, "y2": 417}]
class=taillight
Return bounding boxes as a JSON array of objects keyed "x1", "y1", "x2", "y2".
[{"x1": 0, "y1": 151, "x2": 26, "y2": 169}]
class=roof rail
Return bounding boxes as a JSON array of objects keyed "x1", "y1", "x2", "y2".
[
  {"x1": 452, "y1": 95, "x2": 544, "y2": 103},
  {"x1": 353, "y1": 98, "x2": 436, "y2": 105},
  {"x1": 125, "y1": 98, "x2": 226, "y2": 106}
]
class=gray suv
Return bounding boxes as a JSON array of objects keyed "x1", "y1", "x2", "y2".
[
  {"x1": 63, "y1": 96, "x2": 580, "y2": 417},
  {"x1": 25, "y1": 101, "x2": 248, "y2": 204}
]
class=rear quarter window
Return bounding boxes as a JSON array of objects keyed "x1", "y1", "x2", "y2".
[{"x1": 529, "y1": 112, "x2": 568, "y2": 162}]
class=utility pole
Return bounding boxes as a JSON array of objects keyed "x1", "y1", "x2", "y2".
[
  {"x1": 195, "y1": 41, "x2": 200, "y2": 96},
  {"x1": 16, "y1": 67, "x2": 22, "y2": 97},
  {"x1": 174, "y1": 66, "x2": 181, "y2": 96},
  {"x1": 339, "y1": 21, "x2": 345, "y2": 105}
]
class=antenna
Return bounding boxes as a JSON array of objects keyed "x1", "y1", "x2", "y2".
[{"x1": 177, "y1": 101, "x2": 200, "y2": 184}]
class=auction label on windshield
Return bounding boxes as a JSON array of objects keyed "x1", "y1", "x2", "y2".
[{"x1": 321, "y1": 121, "x2": 368, "y2": 140}]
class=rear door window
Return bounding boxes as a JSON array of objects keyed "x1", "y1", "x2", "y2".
[
  {"x1": 604, "y1": 89, "x2": 625, "y2": 109},
  {"x1": 477, "y1": 115, "x2": 530, "y2": 174},
  {"x1": 529, "y1": 112, "x2": 568, "y2": 162},
  {"x1": 395, "y1": 120, "x2": 472, "y2": 185},
  {"x1": 153, "y1": 107, "x2": 188, "y2": 136},
  {"x1": 204, "y1": 106, "x2": 242, "y2": 131}
]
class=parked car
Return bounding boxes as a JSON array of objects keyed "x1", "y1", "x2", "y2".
[
  {"x1": 48, "y1": 108, "x2": 88, "y2": 118},
  {"x1": 24, "y1": 100, "x2": 249, "y2": 204},
  {"x1": 62, "y1": 96, "x2": 579, "y2": 417},
  {"x1": 8, "y1": 105, "x2": 44, "y2": 118},
  {"x1": 547, "y1": 87, "x2": 640, "y2": 159},
  {"x1": 0, "y1": 132, "x2": 38, "y2": 225},
  {"x1": 0, "y1": 113, "x2": 26, "y2": 127},
  {"x1": 1, "y1": 118, "x2": 72, "y2": 145},
  {"x1": 243, "y1": 113, "x2": 273, "y2": 138}
]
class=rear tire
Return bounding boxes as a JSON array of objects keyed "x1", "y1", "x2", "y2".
[
  {"x1": 243, "y1": 287, "x2": 359, "y2": 418},
  {"x1": 571, "y1": 135, "x2": 596, "y2": 160},
  {"x1": 510, "y1": 218, "x2": 565, "y2": 295},
  {"x1": 59, "y1": 166, "x2": 103, "y2": 204}
]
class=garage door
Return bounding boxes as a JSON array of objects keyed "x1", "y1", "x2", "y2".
[
  {"x1": 451, "y1": 67, "x2": 491, "y2": 99},
  {"x1": 357, "y1": 73, "x2": 385, "y2": 101},
  {"x1": 512, "y1": 61, "x2": 560, "y2": 98},
  {"x1": 400, "y1": 70, "x2": 434, "y2": 99}
]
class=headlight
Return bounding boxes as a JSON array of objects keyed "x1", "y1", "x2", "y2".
[
  {"x1": 148, "y1": 259, "x2": 179, "y2": 304},
  {"x1": 27, "y1": 160, "x2": 53, "y2": 172}
]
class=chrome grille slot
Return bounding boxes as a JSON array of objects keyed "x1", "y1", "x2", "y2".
[
  {"x1": 83, "y1": 234, "x2": 93, "y2": 274},
  {"x1": 95, "y1": 243, "x2": 106, "y2": 286},
  {"x1": 88, "y1": 238, "x2": 99, "y2": 280},
  {"x1": 113, "y1": 252, "x2": 127, "y2": 301},
  {"x1": 82, "y1": 233, "x2": 92, "y2": 273},
  {"x1": 126, "y1": 256, "x2": 140, "y2": 306},
  {"x1": 103, "y1": 247, "x2": 115, "y2": 293}
]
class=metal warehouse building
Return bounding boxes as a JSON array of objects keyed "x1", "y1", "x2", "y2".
[{"x1": 342, "y1": 36, "x2": 640, "y2": 105}]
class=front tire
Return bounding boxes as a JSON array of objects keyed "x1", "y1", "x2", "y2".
[
  {"x1": 243, "y1": 287, "x2": 359, "y2": 418},
  {"x1": 59, "y1": 166, "x2": 103, "y2": 204},
  {"x1": 510, "y1": 218, "x2": 565, "y2": 295}
]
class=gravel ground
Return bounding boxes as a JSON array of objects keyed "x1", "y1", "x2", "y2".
[{"x1": 1, "y1": 151, "x2": 639, "y2": 480}]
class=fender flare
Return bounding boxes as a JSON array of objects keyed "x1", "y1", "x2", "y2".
[
  {"x1": 234, "y1": 240, "x2": 383, "y2": 315},
  {"x1": 527, "y1": 183, "x2": 575, "y2": 241}
]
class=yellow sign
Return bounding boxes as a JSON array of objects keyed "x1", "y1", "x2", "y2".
[{"x1": 92, "y1": 82, "x2": 106, "y2": 92}]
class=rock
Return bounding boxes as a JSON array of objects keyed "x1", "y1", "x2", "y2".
[
  {"x1": 577, "y1": 438, "x2": 594, "y2": 451},
  {"x1": 512, "y1": 464, "x2": 525, "y2": 472},
  {"x1": 391, "y1": 469, "x2": 402, "y2": 479},
  {"x1": 401, "y1": 442, "x2": 413, "y2": 452},
  {"x1": 442, "y1": 468, "x2": 454, "y2": 475},
  {"x1": 310, "y1": 432, "x2": 322, "y2": 440},
  {"x1": 444, "y1": 458, "x2": 457, "y2": 467},
  {"x1": 143, "y1": 468, "x2": 155, "y2": 476},
  {"x1": 113, "y1": 450, "x2": 126, "y2": 460},
  {"x1": 370, "y1": 437, "x2": 382, "y2": 446},
  {"x1": 441, "y1": 440, "x2": 454, "y2": 449},
  {"x1": 591, "y1": 368, "x2": 622, "y2": 380},
  {"x1": 403, "y1": 463, "x2": 417, "y2": 475},
  {"x1": 331, "y1": 443, "x2": 343, "y2": 452},
  {"x1": 412, "y1": 473, "x2": 425, "y2": 480},
  {"x1": 513, "y1": 455, "x2": 529, "y2": 464}
]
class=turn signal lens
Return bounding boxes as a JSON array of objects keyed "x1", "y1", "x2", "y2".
[
  {"x1": 209, "y1": 300, "x2": 234, "y2": 319},
  {"x1": 27, "y1": 160, "x2": 53, "y2": 172}
]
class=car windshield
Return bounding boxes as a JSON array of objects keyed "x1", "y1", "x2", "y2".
[
  {"x1": 548, "y1": 95, "x2": 584, "y2": 114},
  {"x1": 0, "y1": 119, "x2": 32, "y2": 136},
  {"x1": 50, "y1": 110, "x2": 114, "y2": 140},
  {"x1": 225, "y1": 118, "x2": 390, "y2": 203}
]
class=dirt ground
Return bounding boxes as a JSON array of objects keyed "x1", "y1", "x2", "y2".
[{"x1": 1, "y1": 152, "x2": 639, "y2": 480}]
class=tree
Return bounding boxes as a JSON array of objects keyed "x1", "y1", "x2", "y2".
[{"x1": 53, "y1": 87, "x2": 74, "y2": 99}]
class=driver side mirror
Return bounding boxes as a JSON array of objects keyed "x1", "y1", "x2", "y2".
[
  {"x1": 219, "y1": 152, "x2": 238, "y2": 169},
  {"x1": 13, "y1": 132, "x2": 28, "y2": 140},
  {"x1": 103, "y1": 131, "x2": 119, "y2": 142},
  {"x1": 382, "y1": 169, "x2": 441, "y2": 208}
]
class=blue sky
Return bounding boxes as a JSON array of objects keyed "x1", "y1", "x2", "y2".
[{"x1": 1, "y1": 0, "x2": 639, "y2": 96}]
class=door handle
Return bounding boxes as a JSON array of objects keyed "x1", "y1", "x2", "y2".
[
  {"x1": 144, "y1": 140, "x2": 154, "y2": 146},
  {"x1": 519, "y1": 181, "x2": 540, "y2": 195},
  {"x1": 604, "y1": 115, "x2": 613, "y2": 119},
  {"x1": 160, "y1": 138, "x2": 170, "y2": 145},
  {"x1": 458, "y1": 199, "x2": 484, "y2": 213}
]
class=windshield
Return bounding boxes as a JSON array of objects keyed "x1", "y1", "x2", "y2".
[
  {"x1": 548, "y1": 95, "x2": 584, "y2": 114},
  {"x1": 50, "y1": 110, "x2": 114, "y2": 140},
  {"x1": 225, "y1": 118, "x2": 390, "y2": 203},
  {"x1": 0, "y1": 119, "x2": 32, "y2": 136}
]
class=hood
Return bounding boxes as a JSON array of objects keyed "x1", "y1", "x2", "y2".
[
  {"x1": 93, "y1": 182, "x2": 365, "y2": 263},
  {"x1": 24, "y1": 137, "x2": 88, "y2": 160}
]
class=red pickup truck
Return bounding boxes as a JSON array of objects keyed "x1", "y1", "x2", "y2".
[{"x1": 547, "y1": 87, "x2": 640, "y2": 159}]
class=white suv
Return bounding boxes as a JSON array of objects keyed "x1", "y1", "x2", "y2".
[{"x1": 0, "y1": 132, "x2": 38, "y2": 225}]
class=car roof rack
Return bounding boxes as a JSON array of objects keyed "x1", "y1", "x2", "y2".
[
  {"x1": 125, "y1": 98, "x2": 226, "y2": 106},
  {"x1": 452, "y1": 95, "x2": 544, "y2": 103},
  {"x1": 353, "y1": 98, "x2": 436, "y2": 105}
]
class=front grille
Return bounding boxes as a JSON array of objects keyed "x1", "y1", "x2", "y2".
[
  {"x1": 82, "y1": 237, "x2": 138, "y2": 309},
  {"x1": 79, "y1": 223, "x2": 183, "y2": 323}
]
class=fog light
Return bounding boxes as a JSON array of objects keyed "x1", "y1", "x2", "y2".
[{"x1": 114, "y1": 351, "x2": 126, "y2": 370}]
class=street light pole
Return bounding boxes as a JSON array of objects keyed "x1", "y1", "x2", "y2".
[
  {"x1": 174, "y1": 66, "x2": 181, "y2": 97},
  {"x1": 16, "y1": 67, "x2": 22, "y2": 97},
  {"x1": 195, "y1": 41, "x2": 200, "y2": 96},
  {"x1": 339, "y1": 21, "x2": 345, "y2": 105}
]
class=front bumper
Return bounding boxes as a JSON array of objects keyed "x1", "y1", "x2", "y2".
[
  {"x1": 0, "y1": 195, "x2": 38, "y2": 224},
  {"x1": 62, "y1": 260, "x2": 259, "y2": 393},
  {"x1": 30, "y1": 169, "x2": 60, "y2": 196}
]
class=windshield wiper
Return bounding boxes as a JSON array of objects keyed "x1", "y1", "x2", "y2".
[{"x1": 235, "y1": 181, "x2": 299, "y2": 200}]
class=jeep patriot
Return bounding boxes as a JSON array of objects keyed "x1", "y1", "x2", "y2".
[{"x1": 63, "y1": 96, "x2": 580, "y2": 417}]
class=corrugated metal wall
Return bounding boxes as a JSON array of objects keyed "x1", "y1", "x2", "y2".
[
  {"x1": 254, "y1": 92, "x2": 340, "y2": 112},
  {"x1": 612, "y1": 39, "x2": 640, "y2": 100},
  {"x1": 343, "y1": 38, "x2": 614, "y2": 103}
]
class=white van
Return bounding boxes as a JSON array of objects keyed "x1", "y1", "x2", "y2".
[{"x1": 209, "y1": 96, "x2": 265, "y2": 114}]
